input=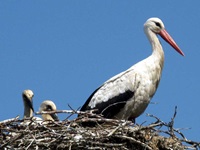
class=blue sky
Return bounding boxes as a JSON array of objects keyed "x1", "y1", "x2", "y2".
[{"x1": 0, "y1": 1, "x2": 199, "y2": 141}]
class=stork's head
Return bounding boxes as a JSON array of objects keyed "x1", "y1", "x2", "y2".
[
  {"x1": 22, "y1": 89, "x2": 34, "y2": 113},
  {"x1": 144, "y1": 17, "x2": 184, "y2": 56},
  {"x1": 144, "y1": 18, "x2": 165, "y2": 33},
  {"x1": 39, "y1": 100, "x2": 59, "y2": 121}
]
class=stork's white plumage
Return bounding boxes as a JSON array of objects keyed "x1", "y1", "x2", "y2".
[
  {"x1": 39, "y1": 100, "x2": 59, "y2": 121},
  {"x1": 80, "y1": 17, "x2": 184, "y2": 123}
]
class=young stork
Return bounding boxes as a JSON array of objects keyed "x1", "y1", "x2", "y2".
[
  {"x1": 22, "y1": 89, "x2": 42, "y2": 124},
  {"x1": 80, "y1": 17, "x2": 184, "y2": 123},
  {"x1": 22, "y1": 89, "x2": 34, "y2": 118},
  {"x1": 39, "y1": 100, "x2": 59, "y2": 121}
]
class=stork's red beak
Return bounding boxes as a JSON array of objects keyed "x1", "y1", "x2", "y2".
[{"x1": 159, "y1": 29, "x2": 184, "y2": 56}]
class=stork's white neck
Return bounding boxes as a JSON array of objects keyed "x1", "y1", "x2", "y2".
[
  {"x1": 23, "y1": 102, "x2": 33, "y2": 118},
  {"x1": 144, "y1": 27, "x2": 164, "y2": 69}
]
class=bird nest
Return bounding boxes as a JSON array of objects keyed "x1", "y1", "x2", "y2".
[{"x1": 0, "y1": 108, "x2": 199, "y2": 150}]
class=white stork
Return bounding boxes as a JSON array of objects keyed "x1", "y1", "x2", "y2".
[
  {"x1": 39, "y1": 100, "x2": 59, "y2": 121},
  {"x1": 80, "y1": 17, "x2": 184, "y2": 123}
]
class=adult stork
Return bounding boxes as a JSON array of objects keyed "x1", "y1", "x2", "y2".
[
  {"x1": 39, "y1": 100, "x2": 59, "y2": 121},
  {"x1": 80, "y1": 17, "x2": 184, "y2": 123}
]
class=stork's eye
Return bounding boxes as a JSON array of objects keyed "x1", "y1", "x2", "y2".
[{"x1": 155, "y1": 22, "x2": 161, "y2": 28}]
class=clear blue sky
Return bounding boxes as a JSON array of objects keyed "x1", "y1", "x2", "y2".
[{"x1": 0, "y1": 1, "x2": 199, "y2": 141}]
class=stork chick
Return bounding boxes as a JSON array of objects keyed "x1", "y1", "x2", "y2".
[
  {"x1": 22, "y1": 89, "x2": 34, "y2": 118},
  {"x1": 39, "y1": 100, "x2": 59, "y2": 121}
]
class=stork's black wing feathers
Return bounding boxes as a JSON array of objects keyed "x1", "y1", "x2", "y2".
[
  {"x1": 80, "y1": 86, "x2": 134, "y2": 119},
  {"x1": 95, "y1": 90, "x2": 134, "y2": 118},
  {"x1": 80, "y1": 86, "x2": 102, "y2": 111}
]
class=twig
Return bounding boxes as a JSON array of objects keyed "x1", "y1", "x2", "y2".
[
  {"x1": 0, "y1": 116, "x2": 20, "y2": 125},
  {"x1": 87, "y1": 141, "x2": 124, "y2": 147},
  {"x1": 115, "y1": 135, "x2": 153, "y2": 150},
  {"x1": 26, "y1": 138, "x2": 35, "y2": 150},
  {"x1": 107, "y1": 122, "x2": 128, "y2": 137},
  {"x1": 35, "y1": 109, "x2": 101, "y2": 118}
]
